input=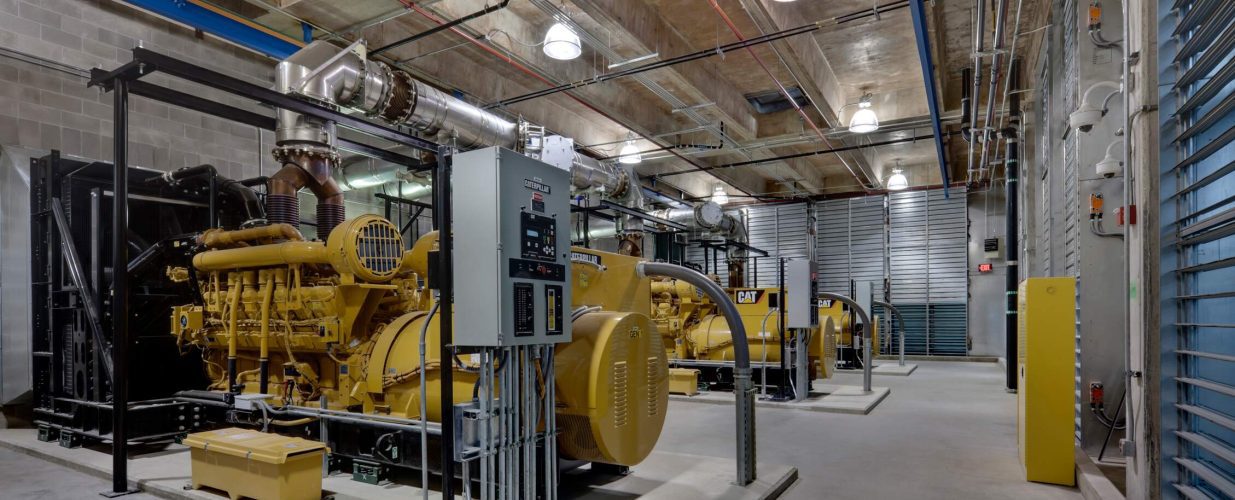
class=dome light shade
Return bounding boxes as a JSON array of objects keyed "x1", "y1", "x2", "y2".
[
  {"x1": 542, "y1": 23, "x2": 582, "y2": 60},
  {"x1": 886, "y1": 169, "x2": 908, "y2": 190},
  {"x1": 849, "y1": 101, "x2": 879, "y2": 133},
  {"x1": 618, "y1": 140, "x2": 642, "y2": 164},
  {"x1": 712, "y1": 185, "x2": 730, "y2": 205}
]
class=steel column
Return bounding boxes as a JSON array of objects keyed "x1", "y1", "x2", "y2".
[
  {"x1": 106, "y1": 78, "x2": 136, "y2": 497},
  {"x1": 433, "y1": 147, "x2": 455, "y2": 498}
]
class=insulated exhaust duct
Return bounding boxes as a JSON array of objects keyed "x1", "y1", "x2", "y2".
[
  {"x1": 271, "y1": 41, "x2": 519, "y2": 237},
  {"x1": 335, "y1": 154, "x2": 432, "y2": 200},
  {"x1": 273, "y1": 41, "x2": 650, "y2": 238}
]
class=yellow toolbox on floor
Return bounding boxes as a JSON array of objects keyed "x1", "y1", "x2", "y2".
[
  {"x1": 1017, "y1": 277, "x2": 1076, "y2": 486},
  {"x1": 668, "y1": 367, "x2": 700, "y2": 396},
  {"x1": 183, "y1": 427, "x2": 327, "y2": 500}
]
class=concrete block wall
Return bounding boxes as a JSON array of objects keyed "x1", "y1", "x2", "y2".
[
  {"x1": 0, "y1": 0, "x2": 278, "y2": 179},
  {"x1": 0, "y1": 0, "x2": 420, "y2": 408}
]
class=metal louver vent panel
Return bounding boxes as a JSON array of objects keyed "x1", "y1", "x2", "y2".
[
  {"x1": 746, "y1": 204, "x2": 810, "y2": 287},
  {"x1": 816, "y1": 197, "x2": 886, "y2": 296},
  {"x1": 1160, "y1": 0, "x2": 1235, "y2": 496}
]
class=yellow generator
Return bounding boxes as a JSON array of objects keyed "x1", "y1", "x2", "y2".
[
  {"x1": 819, "y1": 298, "x2": 879, "y2": 370},
  {"x1": 169, "y1": 217, "x2": 668, "y2": 476},
  {"x1": 650, "y1": 281, "x2": 835, "y2": 396}
]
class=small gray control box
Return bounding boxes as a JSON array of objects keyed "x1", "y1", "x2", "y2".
[
  {"x1": 786, "y1": 259, "x2": 819, "y2": 329},
  {"x1": 452, "y1": 147, "x2": 572, "y2": 346}
]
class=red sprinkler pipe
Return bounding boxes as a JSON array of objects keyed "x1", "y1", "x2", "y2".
[{"x1": 706, "y1": 0, "x2": 879, "y2": 192}]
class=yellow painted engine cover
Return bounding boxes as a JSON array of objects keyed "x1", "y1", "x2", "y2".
[{"x1": 555, "y1": 311, "x2": 668, "y2": 466}]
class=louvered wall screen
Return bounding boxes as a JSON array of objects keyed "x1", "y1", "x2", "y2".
[
  {"x1": 745, "y1": 204, "x2": 810, "y2": 287},
  {"x1": 1038, "y1": 60, "x2": 1054, "y2": 277},
  {"x1": 816, "y1": 197, "x2": 886, "y2": 296},
  {"x1": 829, "y1": 188, "x2": 969, "y2": 356},
  {"x1": 1159, "y1": 0, "x2": 1235, "y2": 497}
]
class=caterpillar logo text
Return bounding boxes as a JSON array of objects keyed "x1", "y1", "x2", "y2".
[
  {"x1": 735, "y1": 289, "x2": 764, "y2": 304},
  {"x1": 570, "y1": 252, "x2": 602, "y2": 266}
]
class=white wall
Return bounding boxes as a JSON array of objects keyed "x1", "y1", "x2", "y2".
[{"x1": 967, "y1": 189, "x2": 1008, "y2": 358}]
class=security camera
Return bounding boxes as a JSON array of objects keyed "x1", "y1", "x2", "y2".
[
  {"x1": 1069, "y1": 81, "x2": 1121, "y2": 133},
  {"x1": 1071, "y1": 119, "x2": 1097, "y2": 134},
  {"x1": 1095, "y1": 140, "x2": 1123, "y2": 178}
]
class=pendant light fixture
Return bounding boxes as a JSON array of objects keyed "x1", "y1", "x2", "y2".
[
  {"x1": 711, "y1": 184, "x2": 730, "y2": 205},
  {"x1": 542, "y1": 22, "x2": 582, "y2": 60},
  {"x1": 848, "y1": 93, "x2": 880, "y2": 134},
  {"x1": 618, "y1": 134, "x2": 642, "y2": 164},
  {"x1": 887, "y1": 161, "x2": 908, "y2": 190}
]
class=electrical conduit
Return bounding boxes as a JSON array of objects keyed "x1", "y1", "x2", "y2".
[
  {"x1": 818, "y1": 292, "x2": 873, "y2": 392},
  {"x1": 636, "y1": 261, "x2": 756, "y2": 485}
]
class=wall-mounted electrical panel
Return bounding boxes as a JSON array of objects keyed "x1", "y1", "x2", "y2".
[
  {"x1": 786, "y1": 259, "x2": 818, "y2": 329},
  {"x1": 984, "y1": 237, "x2": 1001, "y2": 259},
  {"x1": 453, "y1": 147, "x2": 572, "y2": 346}
]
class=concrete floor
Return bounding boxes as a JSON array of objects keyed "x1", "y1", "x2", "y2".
[
  {"x1": 0, "y1": 360, "x2": 1079, "y2": 499},
  {"x1": 653, "y1": 360, "x2": 1082, "y2": 500},
  {"x1": 0, "y1": 446, "x2": 159, "y2": 500}
]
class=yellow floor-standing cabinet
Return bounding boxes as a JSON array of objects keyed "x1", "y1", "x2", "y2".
[{"x1": 1017, "y1": 277, "x2": 1077, "y2": 486}]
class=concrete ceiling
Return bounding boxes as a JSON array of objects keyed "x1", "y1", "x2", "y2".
[{"x1": 217, "y1": 0, "x2": 1051, "y2": 202}]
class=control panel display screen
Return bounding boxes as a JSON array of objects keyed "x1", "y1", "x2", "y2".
[{"x1": 521, "y1": 212, "x2": 557, "y2": 262}]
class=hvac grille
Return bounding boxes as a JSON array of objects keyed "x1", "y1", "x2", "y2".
[
  {"x1": 647, "y1": 356, "x2": 661, "y2": 417},
  {"x1": 612, "y1": 361, "x2": 629, "y2": 428},
  {"x1": 354, "y1": 218, "x2": 403, "y2": 278}
]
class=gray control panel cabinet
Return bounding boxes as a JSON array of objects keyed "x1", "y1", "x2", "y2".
[
  {"x1": 452, "y1": 147, "x2": 572, "y2": 346},
  {"x1": 786, "y1": 259, "x2": 819, "y2": 328}
]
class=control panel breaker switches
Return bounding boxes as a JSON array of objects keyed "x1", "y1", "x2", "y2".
[{"x1": 453, "y1": 147, "x2": 572, "y2": 346}]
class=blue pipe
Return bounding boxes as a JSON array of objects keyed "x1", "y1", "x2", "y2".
[
  {"x1": 121, "y1": 0, "x2": 302, "y2": 59},
  {"x1": 908, "y1": 0, "x2": 951, "y2": 198}
]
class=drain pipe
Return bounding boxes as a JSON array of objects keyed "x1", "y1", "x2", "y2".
[
  {"x1": 873, "y1": 300, "x2": 907, "y2": 367},
  {"x1": 637, "y1": 262, "x2": 756, "y2": 485},
  {"x1": 1003, "y1": 60, "x2": 1022, "y2": 391},
  {"x1": 818, "y1": 292, "x2": 873, "y2": 392}
]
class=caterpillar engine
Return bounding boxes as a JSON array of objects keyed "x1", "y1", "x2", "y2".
[
  {"x1": 649, "y1": 279, "x2": 836, "y2": 392},
  {"x1": 169, "y1": 218, "x2": 668, "y2": 468}
]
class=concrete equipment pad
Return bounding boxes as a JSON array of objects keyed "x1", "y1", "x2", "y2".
[
  {"x1": 562, "y1": 452, "x2": 796, "y2": 499},
  {"x1": 873, "y1": 363, "x2": 919, "y2": 376},
  {"x1": 0, "y1": 429, "x2": 793, "y2": 500},
  {"x1": 670, "y1": 382, "x2": 891, "y2": 415},
  {"x1": 835, "y1": 362, "x2": 919, "y2": 377}
]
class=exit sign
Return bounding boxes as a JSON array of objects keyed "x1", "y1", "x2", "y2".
[{"x1": 978, "y1": 263, "x2": 993, "y2": 273}]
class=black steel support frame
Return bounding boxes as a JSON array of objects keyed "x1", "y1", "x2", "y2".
[
  {"x1": 431, "y1": 147, "x2": 455, "y2": 498},
  {"x1": 570, "y1": 200, "x2": 690, "y2": 249},
  {"x1": 88, "y1": 48, "x2": 443, "y2": 496},
  {"x1": 694, "y1": 239, "x2": 769, "y2": 286},
  {"x1": 104, "y1": 78, "x2": 137, "y2": 497},
  {"x1": 378, "y1": 192, "x2": 431, "y2": 248}
]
